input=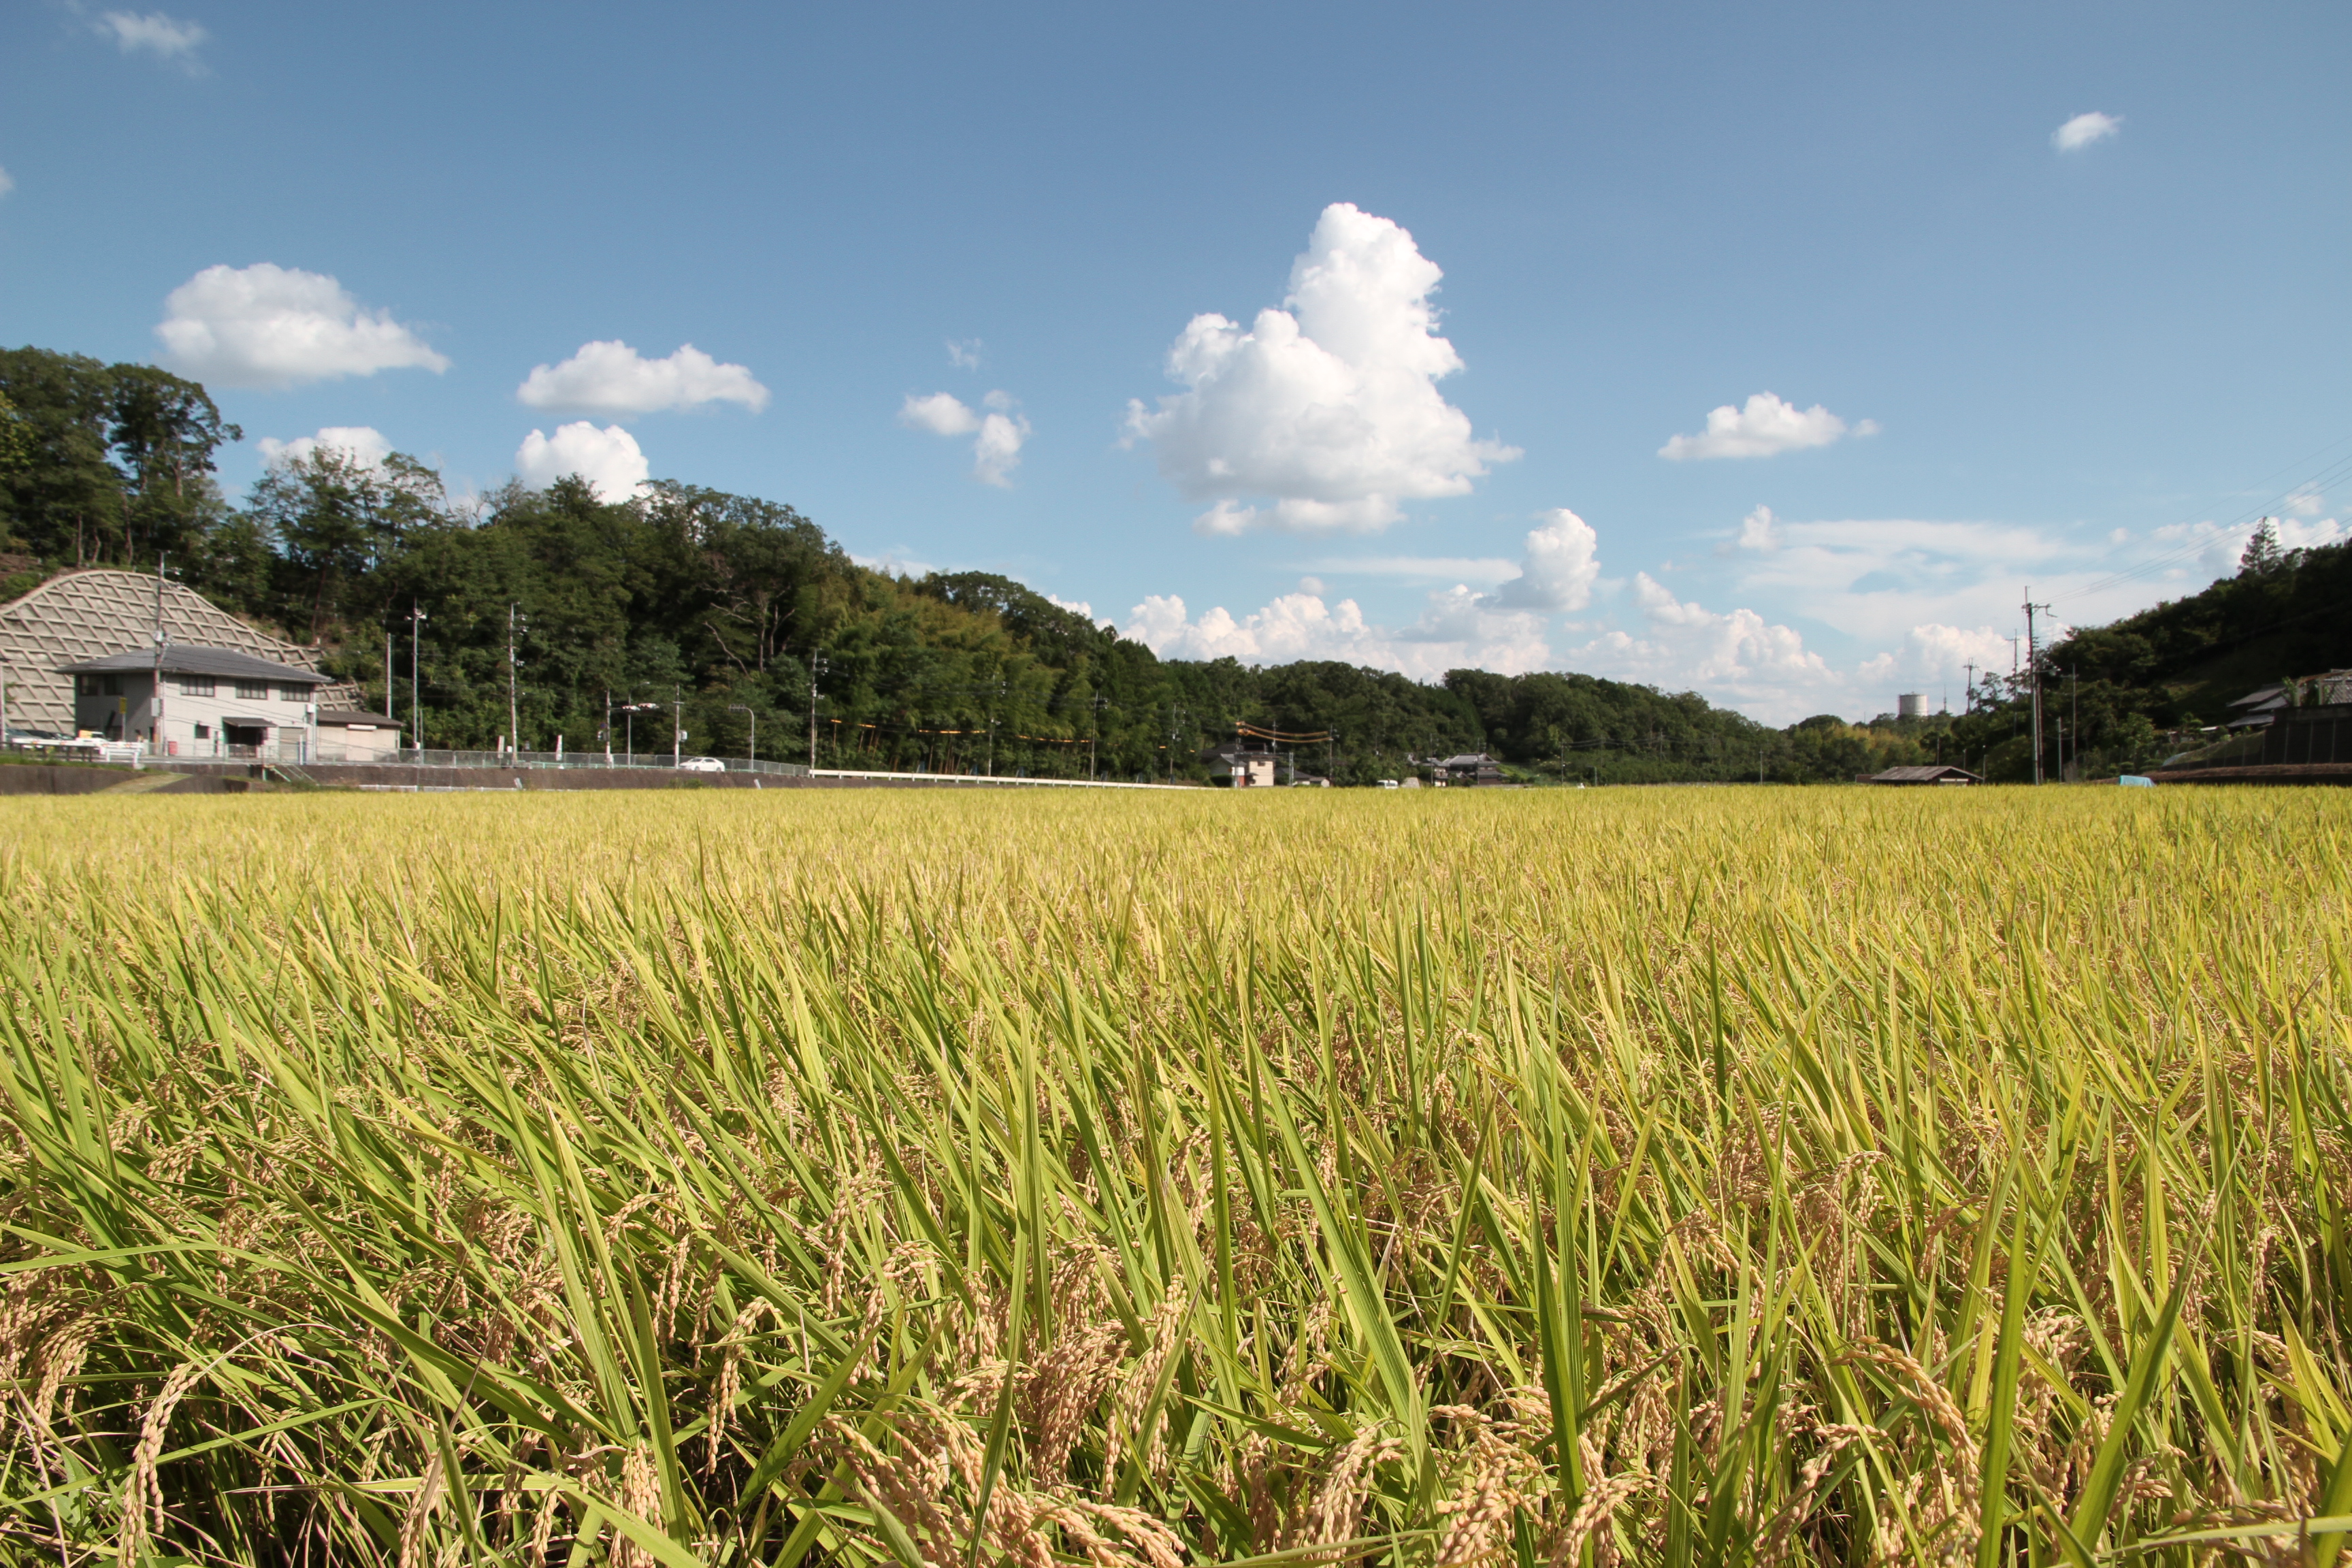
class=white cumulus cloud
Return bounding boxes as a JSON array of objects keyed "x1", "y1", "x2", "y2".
[
  {"x1": 900, "y1": 390, "x2": 1030, "y2": 486},
  {"x1": 1125, "y1": 587, "x2": 1553, "y2": 680},
  {"x1": 516, "y1": 340, "x2": 768, "y2": 414},
  {"x1": 1854, "y1": 625, "x2": 2016, "y2": 700},
  {"x1": 1660, "y1": 393, "x2": 1873, "y2": 461},
  {"x1": 899, "y1": 391, "x2": 979, "y2": 436},
  {"x1": 1124, "y1": 202, "x2": 1518, "y2": 535},
  {"x1": 1126, "y1": 504, "x2": 1595, "y2": 677},
  {"x1": 155, "y1": 263, "x2": 448, "y2": 389},
  {"x1": 1488, "y1": 508, "x2": 1601, "y2": 612},
  {"x1": 515, "y1": 423, "x2": 649, "y2": 502},
  {"x1": 1554, "y1": 576, "x2": 1837, "y2": 718},
  {"x1": 1122, "y1": 500, "x2": 2093, "y2": 722},
  {"x1": 256, "y1": 426, "x2": 392, "y2": 470},
  {"x1": 98, "y1": 11, "x2": 207, "y2": 69},
  {"x1": 1734, "y1": 504, "x2": 1782, "y2": 551},
  {"x1": 2053, "y1": 112, "x2": 2121, "y2": 152}
]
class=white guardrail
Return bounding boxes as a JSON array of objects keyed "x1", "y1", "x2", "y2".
[{"x1": 811, "y1": 768, "x2": 1192, "y2": 790}]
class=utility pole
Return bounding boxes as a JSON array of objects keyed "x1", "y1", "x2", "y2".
[
  {"x1": 1090, "y1": 695, "x2": 1106, "y2": 781},
  {"x1": 1963, "y1": 661, "x2": 1977, "y2": 715},
  {"x1": 806, "y1": 653, "x2": 828, "y2": 768},
  {"x1": 150, "y1": 554, "x2": 167, "y2": 757},
  {"x1": 2070, "y1": 667, "x2": 2079, "y2": 783},
  {"x1": 604, "y1": 689, "x2": 613, "y2": 764},
  {"x1": 386, "y1": 630, "x2": 395, "y2": 729},
  {"x1": 506, "y1": 603, "x2": 523, "y2": 757},
  {"x1": 985, "y1": 681, "x2": 1002, "y2": 776},
  {"x1": 2023, "y1": 590, "x2": 2051, "y2": 785},
  {"x1": 408, "y1": 604, "x2": 427, "y2": 756},
  {"x1": 672, "y1": 687, "x2": 683, "y2": 767}
]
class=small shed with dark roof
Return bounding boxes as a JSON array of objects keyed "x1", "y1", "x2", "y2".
[{"x1": 1861, "y1": 764, "x2": 1982, "y2": 785}]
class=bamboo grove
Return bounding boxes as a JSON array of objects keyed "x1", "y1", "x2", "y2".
[{"x1": 1, "y1": 785, "x2": 2348, "y2": 1565}]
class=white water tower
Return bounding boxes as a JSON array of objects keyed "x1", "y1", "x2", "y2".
[{"x1": 1897, "y1": 693, "x2": 1927, "y2": 719}]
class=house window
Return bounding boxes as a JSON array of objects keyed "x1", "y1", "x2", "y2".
[
  {"x1": 279, "y1": 684, "x2": 308, "y2": 701},
  {"x1": 177, "y1": 676, "x2": 215, "y2": 698},
  {"x1": 193, "y1": 723, "x2": 211, "y2": 740},
  {"x1": 101, "y1": 674, "x2": 123, "y2": 696},
  {"x1": 235, "y1": 679, "x2": 269, "y2": 700}
]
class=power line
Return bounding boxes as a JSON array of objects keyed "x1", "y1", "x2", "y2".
[{"x1": 2065, "y1": 436, "x2": 2352, "y2": 602}]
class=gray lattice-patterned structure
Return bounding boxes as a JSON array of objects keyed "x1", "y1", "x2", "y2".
[{"x1": 0, "y1": 570, "x2": 363, "y2": 734}]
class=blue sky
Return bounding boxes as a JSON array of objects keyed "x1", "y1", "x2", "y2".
[{"x1": 3, "y1": 1, "x2": 2345, "y2": 720}]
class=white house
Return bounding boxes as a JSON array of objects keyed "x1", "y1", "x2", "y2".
[
  {"x1": 61, "y1": 646, "x2": 334, "y2": 759},
  {"x1": 1, "y1": 569, "x2": 362, "y2": 738}
]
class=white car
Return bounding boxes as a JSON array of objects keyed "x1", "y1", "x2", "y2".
[
  {"x1": 1375, "y1": 779, "x2": 1399, "y2": 789},
  {"x1": 677, "y1": 755, "x2": 727, "y2": 773}
]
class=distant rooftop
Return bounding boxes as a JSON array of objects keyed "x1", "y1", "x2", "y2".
[
  {"x1": 59, "y1": 646, "x2": 333, "y2": 683},
  {"x1": 1865, "y1": 764, "x2": 1982, "y2": 784}
]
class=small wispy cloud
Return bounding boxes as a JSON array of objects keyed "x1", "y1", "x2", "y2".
[
  {"x1": 97, "y1": 11, "x2": 209, "y2": 71},
  {"x1": 2052, "y1": 111, "x2": 2121, "y2": 152},
  {"x1": 947, "y1": 338, "x2": 983, "y2": 370},
  {"x1": 517, "y1": 341, "x2": 768, "y2": 414},
  {"x1": 898, "y1": 389, "x2": 1030, "y2": 486},
  {"x1": 0, "y1": 167, "x2": 14, "y2": 199},
  {"x1": 1660, "y1": 393, "x2": 1875, "y2": 461}
]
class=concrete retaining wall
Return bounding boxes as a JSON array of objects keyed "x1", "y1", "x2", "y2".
[
  {"x1": 0, "y1": 764, "x2": 139, "y2": 795},
  {"x1": 2146, "y1": 762, "x2": 2352, "y2": 786}
]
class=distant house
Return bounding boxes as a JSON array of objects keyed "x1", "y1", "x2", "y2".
[
  {"x1": 0, "y1": 569, "x2": 361, "y2": 739},
  {"x1": 1861, "y1": 764, "x2": 1982, "y2": 785},
  {"x1": 1430, "y1": 753, "x2": 1505, "y2": 786},
  {"x1": 2226, "y1": 685, "x2": 2290, "y2": 730},
  {"x1": 2225, "y1": 670, "x2": 2352, "y2": 732},
  {"x1": 1205, "y1": 742, "x2": 1282, "y2": 787},
  {"x1": 61, "y1": 647, "x2": 333, "y2": 757}
]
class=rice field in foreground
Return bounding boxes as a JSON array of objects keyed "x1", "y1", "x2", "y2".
[{"x1": 1, "y1": 787, "x2": 2348, "y2": 1568}]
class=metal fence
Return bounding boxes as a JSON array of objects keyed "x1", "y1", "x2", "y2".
[{"x1": 395, "y1": 749, "x2": 811, "y2": 776}]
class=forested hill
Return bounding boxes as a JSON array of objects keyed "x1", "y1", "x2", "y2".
[
  {"x1": 18, "y1": 340, "x2": 2323, "y2": 784},
  {"x1": 1, "y1": 343, "x2": 1825, "y2": 783},
  {"x1": 2044, "y1": 529, "x2": 2351, "y2": 732}
]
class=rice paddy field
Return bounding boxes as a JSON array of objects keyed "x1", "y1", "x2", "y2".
[{"x1": 2, "y1": 786, "x2": 2349, "y2": 1567}]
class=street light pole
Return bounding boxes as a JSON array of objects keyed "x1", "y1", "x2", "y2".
[
  {"x1": 408, "y1": 604, "x2": 427, "y2": 757},
  {"x1": 672, "y1": 687, "x2": 683, "y2": 768},
  {"x1": 2023, "y1": 589, "x2": 2051, "y2": 785},
  {"x1": 806, "y1": 653, "x2": 828, "y2": 768},
  {"x1": 507, "y1": 603, "x2": 521, "y2": 757},
  {"x1": 730, "y1": 703, "x2": 757, "y2": 767},
  {"x1": 150, "y1": 553, "x2": 167, "y2": 758}
]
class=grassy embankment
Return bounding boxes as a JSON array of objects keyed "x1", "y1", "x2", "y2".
[{"x1": 1, "y1": 788, "x2": 2347, "y2": 1566}]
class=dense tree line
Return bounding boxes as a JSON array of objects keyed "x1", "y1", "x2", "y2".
[
  {"x1": 15, "y1": 342, "x2": 2325, "y2": 782},
  {"x1": 0, "y1": 347, "x2": 248, "y2": 602},
  {"x1": 1925, "y1": 525, "x2": 2352, "y2": 780}
]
